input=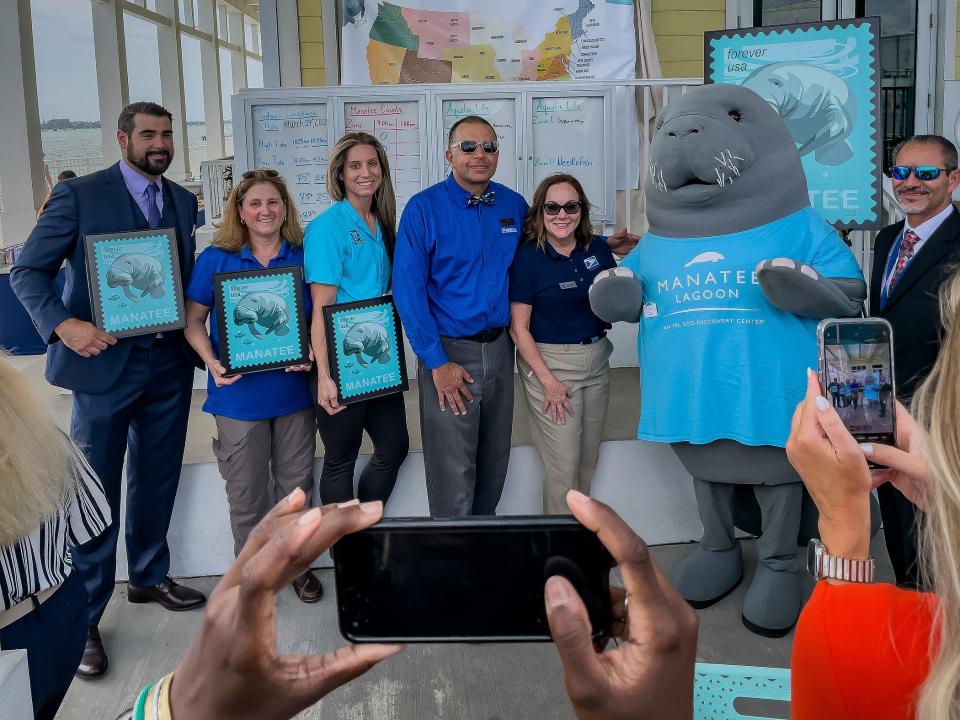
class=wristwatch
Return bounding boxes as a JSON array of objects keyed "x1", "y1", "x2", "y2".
[{"x1": 806, "y1": 538, "x2": 875, "y2": 583}]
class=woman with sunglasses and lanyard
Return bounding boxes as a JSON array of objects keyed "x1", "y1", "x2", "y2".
[
  {"x1": 509, "y1": 173, "x2": 620, "y2": 514},
  {"x1": 304, "y1": 133, "x2": 408, "y2": 506},
  {"x1": 183, "y1": 168, "x2": 322, "y2": 603}
]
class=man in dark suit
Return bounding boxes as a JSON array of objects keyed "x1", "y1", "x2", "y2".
[
  {"x1": 11, "y1": 102, "x2": 205, "y2": 678},
  {"x1": 869, "y1": 134, "x2": 960, "y2": 588}
]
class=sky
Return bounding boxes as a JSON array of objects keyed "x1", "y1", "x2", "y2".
[{"x1": 30, "y1": 0, "x2": 261, "y2": 122}]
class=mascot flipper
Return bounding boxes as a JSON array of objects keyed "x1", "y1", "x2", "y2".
[{"x1": 591, "y1": 84, "x2": 864, "y2": 637}]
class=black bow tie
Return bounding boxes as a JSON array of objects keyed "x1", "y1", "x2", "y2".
[{"x1": 466, "y1": 191, "x2": 495, "y2": 207}]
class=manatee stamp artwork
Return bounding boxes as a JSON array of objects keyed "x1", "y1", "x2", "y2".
[
  {"x1": 704, "y1": 18, "x2": 881, "y2": 230},
  {"x1": 323, "y1": 296, "x2": 409, "y2": 404},
  {"x1": 84, "y1": 229, "x2": 185, "y2": 338},
  {"x1": 213, "y1": 266, "x2": 309, "y2": 375}
]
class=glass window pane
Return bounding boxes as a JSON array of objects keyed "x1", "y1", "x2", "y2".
[
  {"x1": 124, "y1": 13, "x2": 162, "y2": 103},
  {"x1": 246, "y1": 58, "x2": 263, "y2": 89},
  {"x1": 757, "y1": 0, "x2": 821, "y2": 26},
  {"x1": 31, "y1": 0, "x2": 105, "y2": 180},
  {"x1": 181, "y1": 35, "x2": 207, "y2": 168}
]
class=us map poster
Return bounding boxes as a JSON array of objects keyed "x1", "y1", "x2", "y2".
[{"x1": 340, "y1": 0, "x2": 636, "y2": 85}]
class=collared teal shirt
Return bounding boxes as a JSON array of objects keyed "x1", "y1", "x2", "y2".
[{"x1": 303, "y1": 199, "x2": 390, "y2": 303}]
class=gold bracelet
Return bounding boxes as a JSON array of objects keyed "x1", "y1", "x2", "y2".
[{"x1": 145, "y1": 672, "x2": 175, "y2": 720}]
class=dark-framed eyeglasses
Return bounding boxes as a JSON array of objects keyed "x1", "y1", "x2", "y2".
[
  {"x1": 240, "y1": 169, "x2": 281, "y2": 180},
  {"x1": 543, "y1": 201, "x2": 582, "y2": 216},
  {"x1": 888, "y1": 165, "x2": 951, "y2": 181},
  {"x1": 450, "y1": 140, "x2": 499, "y2": 154}
]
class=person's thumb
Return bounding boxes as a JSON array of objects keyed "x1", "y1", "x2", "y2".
[
  {"x1": 545, "y1": 576, "x2": 602, "y2": 693},
  {"x1": 862, "y1": 442, "x2": 926, "y2": 482}
]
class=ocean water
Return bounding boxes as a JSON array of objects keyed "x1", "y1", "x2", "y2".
[{"x1": 40, "y1": 121, "x2": 233, "y2": 178}]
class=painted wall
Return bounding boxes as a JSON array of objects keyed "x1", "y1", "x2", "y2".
[
  {"x1": 299, "y1": 0, "x2": 326, "y2": 86},
  {"x1": 652, "y1": 0, "x2": 726, "y2": 78}
]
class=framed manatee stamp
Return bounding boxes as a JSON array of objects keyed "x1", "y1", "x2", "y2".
[
  {"x1": 84, "y1": 229, "x2": 186, "y2": 338},
  {"x1": 213, "y1": 266, "x2": 309, "y2": 375},
  {"x1": 322, "y1": 296, "x2": 408, "y2": 404}
]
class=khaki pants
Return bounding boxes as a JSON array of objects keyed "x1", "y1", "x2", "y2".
[
  {"x1": 213, "y1": 408, "x2": 316, "y2": 554},
  {"x1": 517, "y1": 337, "x2": 612, "y2": 514}
]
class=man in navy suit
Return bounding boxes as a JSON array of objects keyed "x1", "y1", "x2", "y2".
[
  {"x1": 11, "y1": 102, "x2": 206, "y2": 678},
  {"x1": 869, "y1": 134, "x2": 960, "y2": 589}
]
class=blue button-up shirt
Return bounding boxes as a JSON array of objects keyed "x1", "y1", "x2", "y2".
[
  {"x1": 119, "y1": 159, "x2": 164, "y2": 220},
  {"x1": 393, "y1": 174, "x2": 528, "y2": 369}
]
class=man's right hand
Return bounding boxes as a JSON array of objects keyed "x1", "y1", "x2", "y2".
[
  {"x1": 432, "y1": 362, "x2": 474, "y2": 415},
  {"x1": 55, "y1": 318, "x2": 117, "y2": 357}
]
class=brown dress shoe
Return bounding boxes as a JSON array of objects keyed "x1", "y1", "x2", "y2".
[
  {"x1": 76, "y1": 626, "x2": 108, "y2": 678},
  {"x1": 127, "y1": 576, "x2": 206, "y2": 611},
  {"x1": 292, "y1": 570, "x2": 323, "y2": 603}
]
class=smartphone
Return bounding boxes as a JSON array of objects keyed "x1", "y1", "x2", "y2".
[
  {"x1": 333, "y1": 516, "x2": 613, "y2": 643},
  {"x1": 817, "y1": 318, "x2": 896, "y2": 463}
]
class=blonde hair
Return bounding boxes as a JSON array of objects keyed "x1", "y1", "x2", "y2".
[
  {"x1": 0, "y1": 354, "x2": 78, "y2": 547},
  {"x1": 913, "y1": 268, "x2": 960, "y2": 719},
  {"x1": 326, "y1": 132, "x2": 397, "y2": 261},
  {"x1": 213, "y1": 170, "x2": 304, "y2": 252}
]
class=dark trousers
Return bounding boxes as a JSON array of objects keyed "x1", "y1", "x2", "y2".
[
  {"x1": 877, "y1": 482, "x2": 922, "y2": 588},
  {"x1": 418, "y1": 333, "x2": 514, "y2": 517},
  {"x1": 0, "y1": 570, "x2": 88, "y2": 720},
  {"x1": 70, "y1": 341, "x2": 193, "y2": 626},
  {"x1": 314, "y1": 390, "x2": 409, "y2": 504}
]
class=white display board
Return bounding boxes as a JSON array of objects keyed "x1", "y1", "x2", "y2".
[
  {"x1": 233, "y1": 83, "x2": 616, "y2": 224},
  {"x1": 531, "y1": 93, "x2": 610, "y2": 217},
  {"x1": 249, "y1": 102, "x2": 333, "y2": 222}
]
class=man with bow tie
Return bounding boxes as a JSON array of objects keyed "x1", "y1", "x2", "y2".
[
  {"x1": 870, "y1": 134, "x2": 960, "y2": 588},
  {"x1": 393, "y1": 115, "x2": 528, "y2": 516}
]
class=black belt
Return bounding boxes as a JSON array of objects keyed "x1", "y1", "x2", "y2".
[
  {"x1": 458, "y1": 327, "x2": 507, "y2": 343},
  {"x1": 578, "y1": 331, "x2": 607, "y2": 345}
]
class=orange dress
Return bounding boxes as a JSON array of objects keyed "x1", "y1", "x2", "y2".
[{"x1": 791, "y1": 581, "x2": 939, "y2": 719}]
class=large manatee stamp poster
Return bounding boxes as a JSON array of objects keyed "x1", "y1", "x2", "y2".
[
  {"x1": 323, "y1": 296, "x2": 408, "y2": 404},
  {"x1": 214, "y1": 266, "x2": 309, "y2": 375},
  {"x1": 705, "y1": 18, "x2": 881, "y2": 229},
  {"x1": 84, "y1": 229, "x2": 185, "y2": 338}
]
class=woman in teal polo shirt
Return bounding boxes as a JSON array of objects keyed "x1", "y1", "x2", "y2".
[
  {"x1": 305, "y1": 133, "x2": 409, "y2": 504},
  {"x1": 509, "y1": 173, "x2": 618, "y2": 514},
  {"x1": 184, "y1": 169, "x2": 322, "y2": 603}
]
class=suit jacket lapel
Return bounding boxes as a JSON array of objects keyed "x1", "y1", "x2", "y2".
[
  {"x1": 884, "y1": 206, "x2": 960, "y2": 313},
  {"x1": 160, "y1": 177, "x2": 195, "y2": 275},
  {"x1": 104, "y1": 162, "x2": 140, "y2": 232},
  {"x1": 871, "y1": 221, "x2": 902, "y2": 312}
]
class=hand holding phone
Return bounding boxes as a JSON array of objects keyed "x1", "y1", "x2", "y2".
[
  {"x1": 863, "y1": 401, "x2": 933, "y2": 510},
  {"x1": 546, "y1": 491, "x2": 699, "y2": 720}
]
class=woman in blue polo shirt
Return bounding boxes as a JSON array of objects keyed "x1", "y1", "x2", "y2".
[
  {"x1": 304, "y1": 133, "x2": 409, "y2": 505},
  {"x1": 184, "y1": 169, "x2": 322, "y2": 603},
  {"x1": 509, "y1": 173, "x2": 617, "y2": 514}
]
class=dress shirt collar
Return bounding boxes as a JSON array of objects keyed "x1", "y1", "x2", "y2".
[
  {"x1": 340, "y1": 199, "x2": 381, "y2": 241},
  {"x1": 444, "y1": 172, "x2": 491, "y2": 206},
  {"x1": 119, "y1": 158, "x2": 162, "y2": 202}
]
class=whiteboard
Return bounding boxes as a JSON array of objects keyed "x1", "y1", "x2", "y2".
[
  {"x1": 339, "y1": 98, "x2": 427, "y2": 218},
  {"x1": 530, "y1": 94, "x2": 610, "y2": 218},
  {"x1": 438, "y1": 94, "x2": 522, "y2": 190},
  {"x1": 249, "y1": 102, "x2": 333, "y2": 223}
]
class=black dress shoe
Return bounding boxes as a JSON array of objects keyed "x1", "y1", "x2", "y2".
[
  {"x1": 291, "y1": 570, "x2": 323, "y2": 603},
  {"x1": 76, "y1": 626, "x2": 108, "y2": 678},
  {"x1": 127, "y1": 576, "x2": 206, "y2": 611}
]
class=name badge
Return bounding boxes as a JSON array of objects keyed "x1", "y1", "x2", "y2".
[
  {"x1": 501, "y1": 226, "x2": 518, "y2": 234},
  {"x1": 559, "y1": 281, "x2": 577, "y2": 290},
  {"x1": 584, "y1": 256, "x2": 599, "y2": 270}
]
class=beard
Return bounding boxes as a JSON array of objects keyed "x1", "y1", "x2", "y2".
[{"x1": 126, "y1": 146, "x2": 173, "y2": 176}]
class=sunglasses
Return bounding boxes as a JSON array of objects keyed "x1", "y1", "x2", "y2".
[
  {"x1": 543, "y1": 201, "x2": 582, "y2": 216},
  {"x1": 240, "y1": 169, "x2": 281, "y2": 180},
  {"x1": 450, "y1": 140, "x2": 499, "y2": 154},
  {"x1": 888, "y1": 165, "x2": 951, "y2": 181}
]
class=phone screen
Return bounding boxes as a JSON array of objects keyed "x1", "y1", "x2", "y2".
[
  {"x1": 820, "y1": 320, "x2": 895, "y2": 442},
  {"x1": 333, "y1": 517, "x2": 612, "y2": 642}
]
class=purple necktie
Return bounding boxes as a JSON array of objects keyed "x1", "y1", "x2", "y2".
[{"x1": 145, "y1": 183, "x2": 161, "y2": 229}]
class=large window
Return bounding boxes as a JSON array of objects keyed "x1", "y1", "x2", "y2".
[
  {"x1": 124, "y1": 13, "x2": 162, "y2": 103},
  {"x1": 181, "y1": 34, "x2": 208, "y2": 168},
  {"x1": 219, "y1": 47, "x2": 235, "y2": 155},
  {"x1": 754, "y1": 0, "x2": 821, "y2": 26}
]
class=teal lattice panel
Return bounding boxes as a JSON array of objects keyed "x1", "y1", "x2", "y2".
[{"x1": 694, "y1": 663, "x2": 790, "y2": 720}]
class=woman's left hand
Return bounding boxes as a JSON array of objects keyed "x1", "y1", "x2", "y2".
[
  {"x1": 606, "y1": 229, "x2": 641, "y2": 256},
  {"x1": 786, "y1": 369, "x2": 872, "y2": 556},
  {"x1": 285, "y1": 348, "x2": 314, "y2": 374}
]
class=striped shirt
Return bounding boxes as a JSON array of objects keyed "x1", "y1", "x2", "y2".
[{"x1": 0, "y1": 443, "x2": 110, "y2": 612}]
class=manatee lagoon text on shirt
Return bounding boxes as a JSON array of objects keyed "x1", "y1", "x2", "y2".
[{"x1": 657, "y1": 268, "x2": 759, "y2": 302}]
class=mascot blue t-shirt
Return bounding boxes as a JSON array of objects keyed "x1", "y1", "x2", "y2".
[{"x1": 621, "y1": 206, "x2": 861, "y2": 447}]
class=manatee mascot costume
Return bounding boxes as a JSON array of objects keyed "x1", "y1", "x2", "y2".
[{"x1": 590, "y1": 83, "x2": 866, "y2": 636}]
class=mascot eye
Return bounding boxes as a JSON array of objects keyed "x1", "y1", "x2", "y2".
[{"x1": 728, "y1": 109, "x2": 743, "y2": 122}]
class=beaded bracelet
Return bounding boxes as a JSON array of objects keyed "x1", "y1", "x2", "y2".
[{"x1": 134, "y1": 672, "x2": 175, "y2": 720}]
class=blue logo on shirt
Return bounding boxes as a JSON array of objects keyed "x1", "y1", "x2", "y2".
[
  {"x1": 350, "y1": 230, "x2": 363, "y2": 245},
  {"x1": 584, "y1": 255, "x2": 599, "y2": 270}
]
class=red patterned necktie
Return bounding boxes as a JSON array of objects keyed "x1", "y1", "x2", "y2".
[{"x1": 889, "y1": 229, "x2": 920, "y2": 290}]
